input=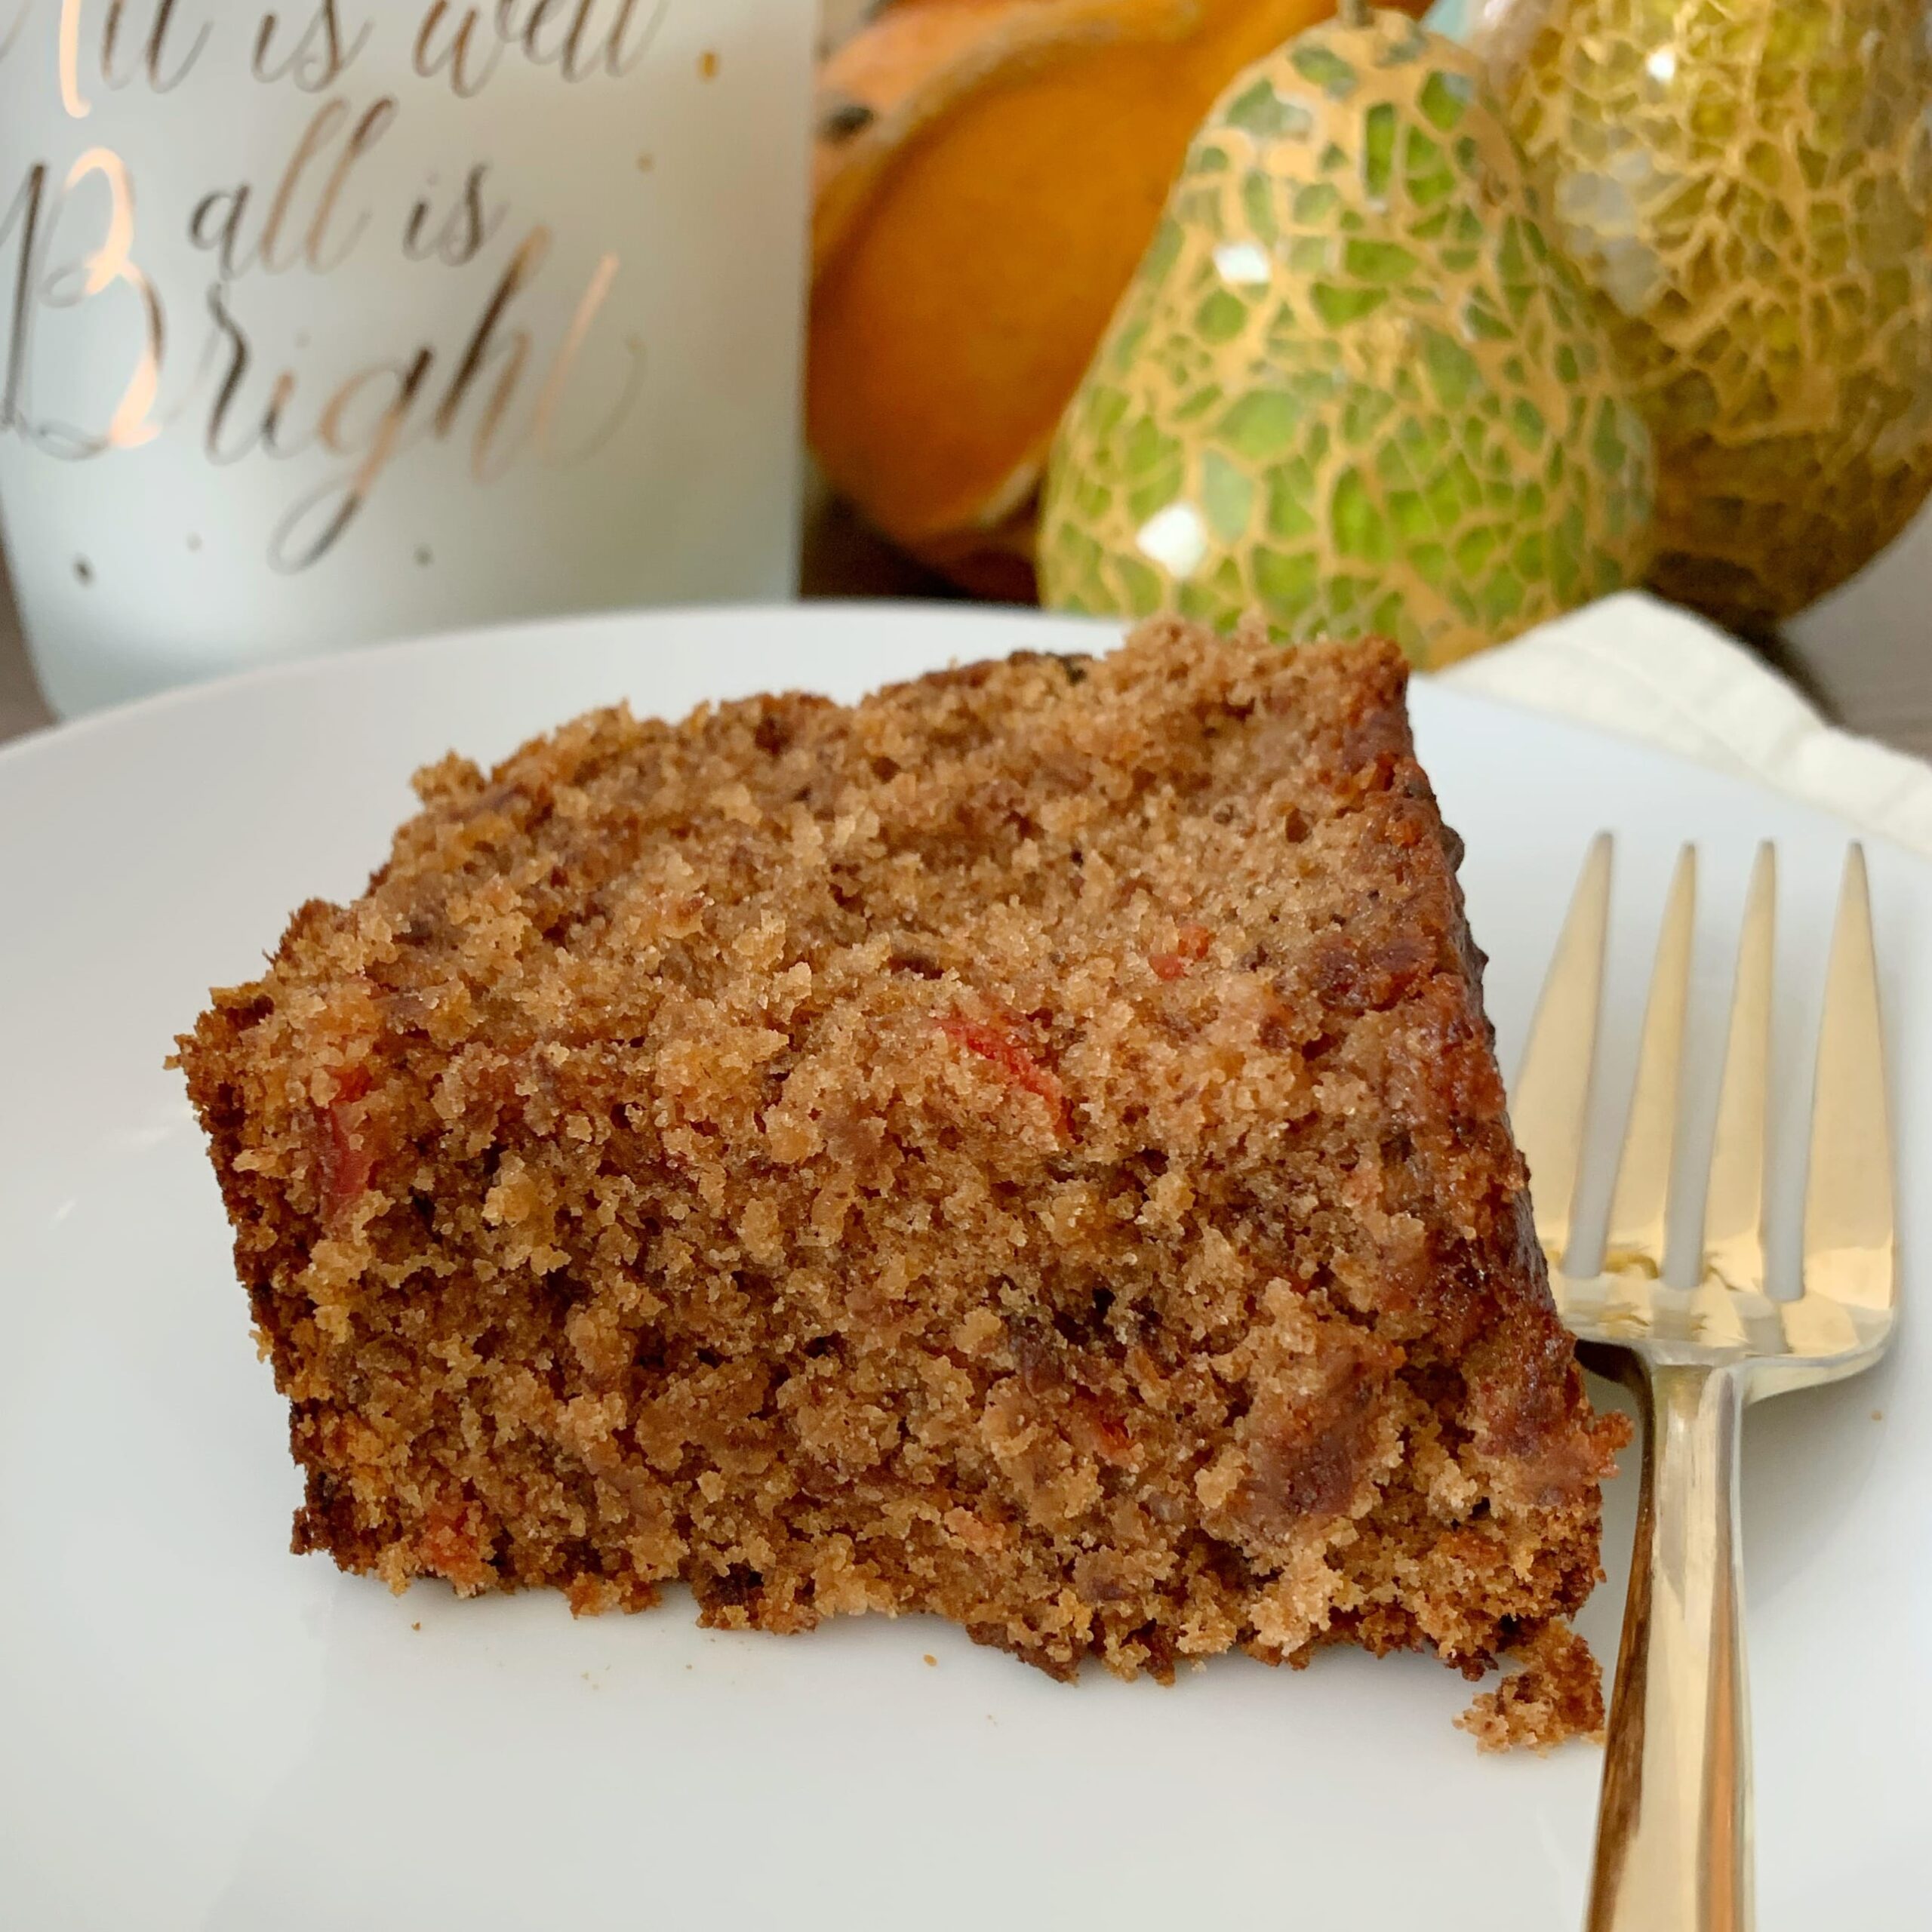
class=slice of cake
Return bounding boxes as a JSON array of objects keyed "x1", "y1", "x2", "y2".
[{"x1": 177, "y1": 617, "x2": 1626, "y2": 1742}]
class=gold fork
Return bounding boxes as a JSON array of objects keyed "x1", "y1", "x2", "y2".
[{"x1": 1513, "y1": 838, "x2": 1897, "y2": 1932}]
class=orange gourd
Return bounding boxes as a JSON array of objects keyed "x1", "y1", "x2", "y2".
[{"x1": 808, "y1": 0, "x2": 1429, "y2": 594}]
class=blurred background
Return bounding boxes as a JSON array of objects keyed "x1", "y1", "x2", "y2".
[{"x1": 2, "y1": 0, "x2": 1927, "y2": 752}]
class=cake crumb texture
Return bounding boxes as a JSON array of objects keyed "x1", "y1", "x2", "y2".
[
  {"x1": 177, "y1": 615, "x2": 1626, "y2": 1740},
  {"x1": 1456, "y1": 1620, "x2": 1609, "y2": 1753}
]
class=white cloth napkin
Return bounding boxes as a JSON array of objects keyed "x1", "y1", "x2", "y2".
[{"x1": 1438, "y1": 591, "x2": 1932, "y2": 860}]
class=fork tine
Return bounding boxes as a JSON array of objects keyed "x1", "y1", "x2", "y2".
[
  {"x1": 1702, "y1": 844, "x2": 1776, "y2": 1291},
  {"x1": 1604, "y1": 845, "x2": 1697, "y2": 1276},
  {"x1": 1803, "y1": 846, "x2": 1895, "y2": 1312},
  {"x1": 1512, "y1": 833, "x2": 1613, "y2": 1272}
]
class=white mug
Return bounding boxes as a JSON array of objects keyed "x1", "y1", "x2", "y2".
[{"x1": 0, "y1": 0, "x2": 816, "y2": 715}]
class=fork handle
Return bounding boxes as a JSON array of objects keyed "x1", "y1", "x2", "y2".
[{"x1": 1586, "y1": 1359, "x2": 1752, "y2": 1932}]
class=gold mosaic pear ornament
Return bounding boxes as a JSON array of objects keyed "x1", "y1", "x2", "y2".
[
  {"x1": 1475, "y1": 0, "x2": 1932, "y2": 632},
  {"x1": 1039, "y1": 1, "x2": 1654, "y2": 667}
]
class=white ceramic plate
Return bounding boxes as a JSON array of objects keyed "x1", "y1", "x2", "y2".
[{"x1": 1, "y1": 605, "x2": 1924, "y2": 1931}]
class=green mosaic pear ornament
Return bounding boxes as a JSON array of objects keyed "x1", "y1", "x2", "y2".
[{"x1": 1038, "y1": 2, "x2": 1655, "y2": 666}]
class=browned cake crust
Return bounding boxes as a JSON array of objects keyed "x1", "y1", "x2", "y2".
[{"x1": 177, "y1": 617, "x2": 1626, "y2": 1734}]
